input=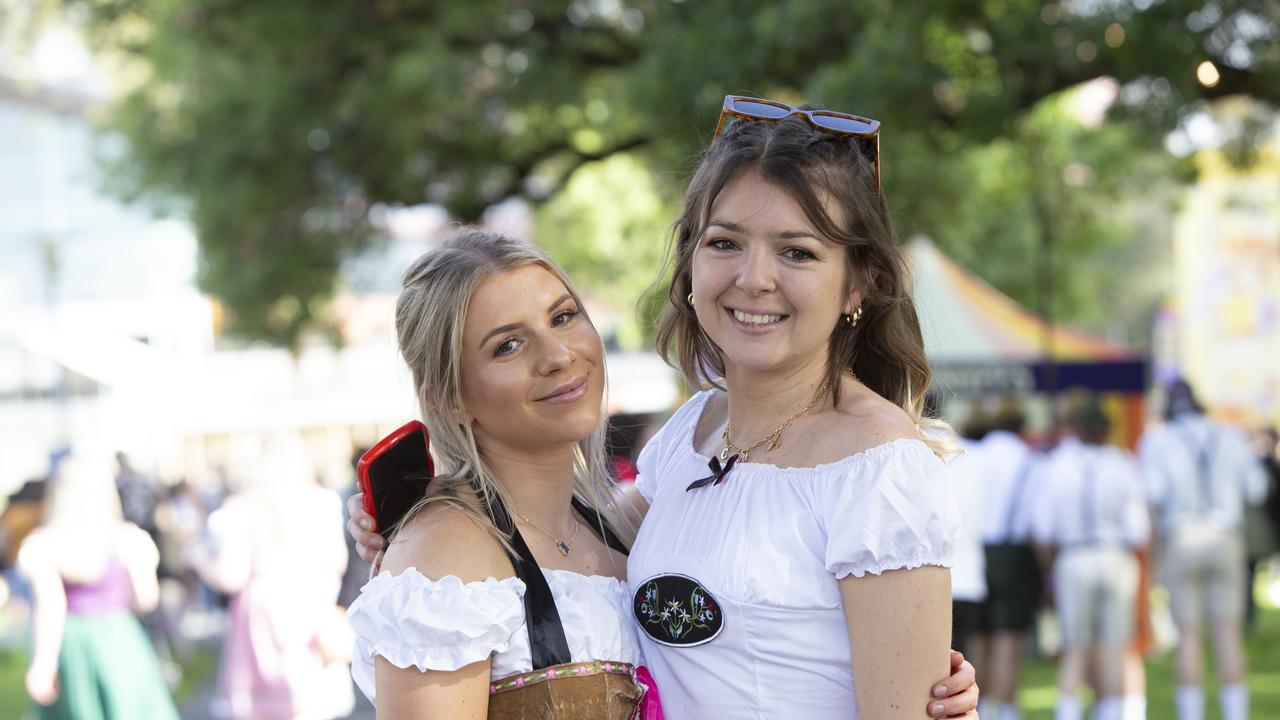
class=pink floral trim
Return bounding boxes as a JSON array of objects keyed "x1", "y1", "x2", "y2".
[{"x1": 488, "y1": 661, "x2": 638, "y2": 695}]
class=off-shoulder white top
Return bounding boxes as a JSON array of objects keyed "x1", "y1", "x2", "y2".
[
  {"x1": 627, "y1": 389, "x2": 959, "y2": 719},
  {"x1": 347, "y1": 567, "x2": 643, "y2": 704}
]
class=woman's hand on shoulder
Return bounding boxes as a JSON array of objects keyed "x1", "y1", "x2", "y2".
[{"x1": 379, "y1": 503, "x2": 512, "y2": 583}]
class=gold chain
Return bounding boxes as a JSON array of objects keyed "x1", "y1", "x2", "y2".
[
  {"x1": 721, "y1": 381, "x2": 831, "y2": 462},
  {"x1": 514, "y1": 511, "x2": 580, "y2": 557}
]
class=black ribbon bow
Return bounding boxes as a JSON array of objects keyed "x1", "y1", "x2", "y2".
[{"x1": 686, "y1": 453, "x2": 740, "y2": 491}]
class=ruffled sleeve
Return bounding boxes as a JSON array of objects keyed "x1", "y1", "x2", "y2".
[
  {"x1": 818, "y1": 440, "x2": 960, "y2": 579},
  {"x1": 347, "y1": 569, "x2": 526, "y2": 704}
]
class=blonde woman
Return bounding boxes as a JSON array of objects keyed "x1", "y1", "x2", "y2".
[
  {"x1": 18, "y1": 457, "x2": 179, "y2": 720},
  {"x1": 347, "y1": 226, "x2": 978, "y2": 719},
  {"x1": 346, "y1": 230, "x2": 650, "y2": 719}
]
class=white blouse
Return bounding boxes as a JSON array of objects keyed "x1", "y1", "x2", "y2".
[
  {"x1": 1030, "y1": 437, "x2": 1150, "y2": 550},
  {"x1": 1138, "y1": 415, "x2": 1267, "y2": 533},
  {"x1": 628, "y1": 390, "x2": 959, "y2": 720},
  {"x1": 347, "y1": 568, "x2": 643, "y2": 705}
]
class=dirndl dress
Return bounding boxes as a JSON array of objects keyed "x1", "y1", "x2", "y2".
[
  {"x1": 40, "y1": 555, "x2": 179, "y2": 720},
  {"x1": 348, "y1": 496, "x2": 662, "y2": 719}
]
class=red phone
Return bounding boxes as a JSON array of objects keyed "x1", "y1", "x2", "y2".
[{"x1": 356, "y1": 420, "x2": 434, "y2": 538}]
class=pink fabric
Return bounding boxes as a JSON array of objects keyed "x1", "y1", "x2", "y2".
[
  {"x1": 64, "y1": 555, "x2": 132, "y2": 615},
  {"x1": 635, "y1": 665, "x2": 666, "y2": 720},
  {"x1": 209, "y1": 487, "x2": 351, "y2": 720},
  {"x1": 611, "y1": 456, "x2": 639, "y2": 483}
]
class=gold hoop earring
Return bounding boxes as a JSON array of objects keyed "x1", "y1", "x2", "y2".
[{"x1": 687, "y1": 293, "x2": 695, "y2": 306}]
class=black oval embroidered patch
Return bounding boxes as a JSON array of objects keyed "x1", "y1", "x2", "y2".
[{"x1": 632, "y1": 573, "x2": 723, "y2": 647}]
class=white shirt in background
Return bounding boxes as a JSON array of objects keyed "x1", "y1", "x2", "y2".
[
  {"x1": 949, "y1": 441, "x2": 988, "y2": 602},
  {"x1": 975, "y1": 430, "x2": 1042, "y2": 544},
  {"x1": 1031, "y1": 436, "x2": 1149, "y2": 550},
  {"x1": 1139, "y1": 415, "x2": 1267, "y2": 533}
]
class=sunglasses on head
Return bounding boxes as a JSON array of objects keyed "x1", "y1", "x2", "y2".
[{"x1": 714, "y1": 95, "x2": 882, "y2": 190}]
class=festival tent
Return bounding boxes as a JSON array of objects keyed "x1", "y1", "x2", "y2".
[{"x1": 909, "y1": 238, "x2": 1148, "y2": 444}]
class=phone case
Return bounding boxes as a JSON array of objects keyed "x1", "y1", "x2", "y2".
[{"x1": 356, "y1": 420, "x2": 434, "y2": 537}]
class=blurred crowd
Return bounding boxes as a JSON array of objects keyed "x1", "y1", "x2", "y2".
[
  {"x1": 947, "y1": 380, "x2": 1278, "y2": 720},
  {"x1": 0, "y1": 437, "x2": 365, "y2": 720},
  {"x1": 0, "y1": 384, "x2": 1275, "y2": 720},
  {"x1": 0, "y1": 413, "x2": 663, "y2": 720}
]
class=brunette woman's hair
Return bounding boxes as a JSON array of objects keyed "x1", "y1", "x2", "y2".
[{"x1": 655, "y1": 112, "x2": 949, "y2": 453}]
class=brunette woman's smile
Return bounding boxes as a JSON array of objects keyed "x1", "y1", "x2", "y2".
[{"x1": 725, "y1": 306, "x2": 790, "y2": 334}]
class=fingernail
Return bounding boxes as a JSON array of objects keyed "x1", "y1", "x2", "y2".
[
  {"x1": 933, "y1": 685, "x2": 947, "y2": 697},
  {"x1": 360, "y1": 519, "x2": 371, "y2": 530},
  {"x1": 931, "y1": 702, "x2": 944, "y2": 715}
]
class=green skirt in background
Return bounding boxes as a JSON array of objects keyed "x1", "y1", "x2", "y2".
[{"x1": 39, "y1": 612, "x2": 179, "y2": 720}]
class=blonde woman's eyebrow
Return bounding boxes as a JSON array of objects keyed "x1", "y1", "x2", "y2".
[{"x1": 478, "y1": 294, "x2": 574, "y2": 349}]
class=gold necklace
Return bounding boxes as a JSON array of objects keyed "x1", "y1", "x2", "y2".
[
  {"x1": 514, "y1": 511, "x2": 580, "y2": 557},
  {"x1": 721, "y1": 381, "x2": 831, "y2": 462}
]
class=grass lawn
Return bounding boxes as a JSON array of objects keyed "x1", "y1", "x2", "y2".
[
  {"x1": 0, "y1": 643, "x2": 216, "y2": 719},
  {"x1": 1017, "y1": 604, "x2": 1280, "y2": 719},
  {"x1": 0, "y1": 647, "x2": 28, "y2": 720},
  {"x1": 0, "y1": 604, "x2": 1276, "y2": 718}
]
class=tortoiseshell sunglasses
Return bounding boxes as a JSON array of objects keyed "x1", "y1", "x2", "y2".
[{"x1": 714, "y1": 95, "x2": 881, "y2": 190}]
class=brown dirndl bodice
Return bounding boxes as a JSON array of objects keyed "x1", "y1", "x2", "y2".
[
  {"x1": 482, "y1": 496, "x2": 641, "y2": 719},
  {"x1": 487, "y1": 660, "x2": 644, "y2": 720},
  {"x1": 360, "y1": 429, "x2": 650, "y2": 719}
]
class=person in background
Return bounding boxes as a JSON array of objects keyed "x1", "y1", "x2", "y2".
[
  {"x1": 1245, "y1": 427, "x2": 1280, "y2": 630},
  {"x1": 971, "y1": 397, "x2": 1043, "y2": 720},
  {"x1": 605, "y1": 412, "x2": 660, "y2": 484},
  {"x1": 1138, "y1": 379, "x2": 1266, "y2": 720},
  {"x1": 934, "y1": 396, "x2": 987, "y2": 659},
  {"x1": 338, "y1": 446, "x2": 374, "y2": 609},
  {"x1": 1033, "y1": 396, "x2": 1149, "y2": 720},
  {"x1": 187, "y1": 434, "x2": 353, "y2": 720},
  {"x1": 1, "y1": 477, "x2": 48, "y2": 610},
  {"x1": 115, "y1": 451, "x2": 160, "y2": 540},
  {"x1": 153, "y1": 478, "x2": 209, "y2": 664},
  {"x1": 17, "y1": 456, "x2": 179, "y2": 720}
]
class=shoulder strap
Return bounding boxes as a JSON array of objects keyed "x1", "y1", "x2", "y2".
[
  {"x1": 1002, "y1": 450, "x2": 1038, "y2": 541},
  {"x1": 571, "y1": 496, "x2": 630, "y2": 555},
  {"x1": 475, "y1": 487, "x2": 573, "y2": 670},
  {"x1": 1173, "y1": 421, "x2": 1219, "y2": 512},
  {"x1": 1080, "y1": 451, "x2": 1099, "y2": 544}
]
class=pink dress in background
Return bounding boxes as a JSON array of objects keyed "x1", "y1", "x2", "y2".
[{"x1": 206, "y1": 486, "x2": 353, "y2": 720}]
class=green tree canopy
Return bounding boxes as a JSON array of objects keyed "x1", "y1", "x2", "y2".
[{"x1": 69, "y1": 0, "x2": 1280, "y2": 346}]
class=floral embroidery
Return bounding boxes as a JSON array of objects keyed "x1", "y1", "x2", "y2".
[
  {"x1": 488, "y1": 660, "x2": 637, "y2": 695},
  {"x1": 632, "y1": 573, "x2": 724, "y2": 646}
]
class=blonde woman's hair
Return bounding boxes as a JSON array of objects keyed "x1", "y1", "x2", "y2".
[
  {"x1": 45, "y1": 456, "x2": 124, "y2": 531},
  {"x1": 654, "y1": 113, "x2": 955, "y2": 457},
  {"x1": 388, "y1": 228, "x2": 637, "y2": 556},
  {"x1": 39, "y1": 455, "x2": 129, "y2": 582}
]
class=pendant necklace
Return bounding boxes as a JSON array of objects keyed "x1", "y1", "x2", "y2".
[{"x1": 514, "y1": 511, "x2": 580, "y2": 556}]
